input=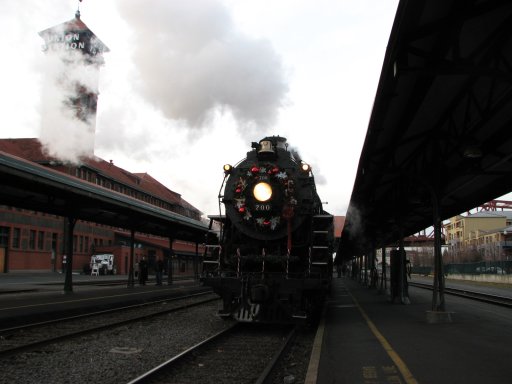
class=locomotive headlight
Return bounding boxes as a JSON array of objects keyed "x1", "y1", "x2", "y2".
[
  {"x1": 300, "y1": 162, "x2": 311, "y2": 173},
  {"x1": 223, "y1": 164, "x2": 233, "y2": 174},
  {"x1": 253, "y1": 182, "x2": 272, "y2": 202}
]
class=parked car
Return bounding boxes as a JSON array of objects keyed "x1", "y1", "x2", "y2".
[{"x1": 485, "y1": 266, "x2": 506, "y2": 274}]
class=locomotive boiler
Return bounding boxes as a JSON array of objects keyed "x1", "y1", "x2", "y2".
[{"x1": 201, "y1": 136, "x2": 333, "y2": 323}]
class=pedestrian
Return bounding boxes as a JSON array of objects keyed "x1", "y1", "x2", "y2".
[
  {"x1": 155, "y1": 258, "x2": 164, "y2": 285},
  {"x1": 139, "y1": 257, "x2": 148, "y2": 285},
  {"x1": 134, "y1": 260, "x2": 139, "y2": 279}
]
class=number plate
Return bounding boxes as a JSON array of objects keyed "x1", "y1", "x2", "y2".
[{"x1": 255, "y1": 204, "x2": 271, "y2": 211}]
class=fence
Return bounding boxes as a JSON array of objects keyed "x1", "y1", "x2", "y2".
[{"x1": 412, "y1": 260, "x2": 512, "y2": 276}]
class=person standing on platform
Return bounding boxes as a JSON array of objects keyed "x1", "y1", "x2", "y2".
[
  {"x1": 155, "y1": 258, "x2": 164, "y2": 286},
  {"x1": 139, "y1": 257, "x2": 148, "y2": 285},
  {"x1": 134, "y1": 260, "x2": 139, "y2": 279}
]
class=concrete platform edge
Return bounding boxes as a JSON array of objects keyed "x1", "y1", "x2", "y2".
[{"x1": 304, "y1": 304, "x2": 327, "y2": 384}]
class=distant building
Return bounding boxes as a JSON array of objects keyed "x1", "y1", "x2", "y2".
[
  {"x1": 444, "y1": 210, "x2": 512, "y2": 262},
  {"x1": 332, "y1": 216, "x2": 345, "y2": 259}
]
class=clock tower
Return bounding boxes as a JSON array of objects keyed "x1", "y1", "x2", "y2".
[{"x1": 38, "y1": 10, "x2": 109, "y2": 159}]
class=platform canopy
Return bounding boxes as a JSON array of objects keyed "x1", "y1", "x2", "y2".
[
  {"x1": 0, "y1": 152, "x2": 208, "y2": 242},
  {"x1": 339, "y1": 0, "x2": 512, "y2": 259}
]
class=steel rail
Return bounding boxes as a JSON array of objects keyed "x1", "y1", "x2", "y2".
[
  {"x1": 127, "y1": 324, "x2": 297, "y2": 384},
  {"x1": 0, "y1": 293, "x2": 218, "y2": 357},
  {"x1": 0, "y1": 290, "x2": 213, "y2": 333},
  {"x1": 126, "y1": 324, "x2": 239, "y2": 384},
  {"x1": 409, "y1": 281, "x2": 512, "y2": 308}
]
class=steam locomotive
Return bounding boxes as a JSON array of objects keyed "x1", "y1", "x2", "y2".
[{"x1": 201, "y1": 136, "x2": 333, "y2": 323}]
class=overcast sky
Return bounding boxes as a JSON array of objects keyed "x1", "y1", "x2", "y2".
[{"x1": 1, "y1": 0, "x2": 403, "y2": 218}]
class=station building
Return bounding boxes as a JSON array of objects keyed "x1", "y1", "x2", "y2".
[{"x1": 0, "y1": 138, "x2": 205, "y2": 275}]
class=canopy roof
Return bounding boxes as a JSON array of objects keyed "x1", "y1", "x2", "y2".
[{"x1": 340, "y1": 0, "x2": 512, "y2": 258}]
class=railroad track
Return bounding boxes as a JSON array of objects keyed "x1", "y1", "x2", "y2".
[
  {"x1": 0, "y1": 291, "x2": 219, "y2": 357},
  {"x1": 127, "y1": 323, "x2": 297, "y2": 384},
  {"x1": 409, "y1": 281, "x2": 512, "y2": 307}
]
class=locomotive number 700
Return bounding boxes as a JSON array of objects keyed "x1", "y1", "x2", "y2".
[{"x1": 255, "y1": 204, "x2": 271, "y2": 211}]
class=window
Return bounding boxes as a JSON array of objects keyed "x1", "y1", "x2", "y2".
[
  {"x1": 38, "y1": 231, "x2": 45, "y2": 250},
  {"x1": 0, "y1": 226, "x2": 9, "y2": 247},
  {"x1": 52, "y1": 233, "x2": 58, "y2": 252},
  {"x1": 12, "y1": 228, "x2": 21, "y2": 249},
  {"x1": 29, "y1": 230, "x2": 36, "y2": 249}
]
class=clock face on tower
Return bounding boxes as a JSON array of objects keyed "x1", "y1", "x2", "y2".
[{"x1": 39, "y1": 12, "x2": 110, "y2": 59}]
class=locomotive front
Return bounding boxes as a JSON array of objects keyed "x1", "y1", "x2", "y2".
[
  {"x1": 202, "y1": 136, "x2": 333, "y2": 323},
  {"x1": 224, "y1": 136, "x2": 313, "y2": 241}
]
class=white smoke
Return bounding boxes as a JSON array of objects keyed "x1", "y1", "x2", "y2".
[
  {"x1": 38, "y1": 25, "x2": 103, "y2": 163},
  {"x1": 116, "y1": 0, "x2": 289, "y2": 133}
]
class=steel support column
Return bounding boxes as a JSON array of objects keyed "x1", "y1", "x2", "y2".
[
  {"x1": 431, "y1": 190, "x2": 446, "y2": 311},
  {"x1": 63, "y1": 215, "x2": 76, "y2": 293},
  {"x1": 194, "y1": 242, "x2": 199, "y2": 280},
  {"x1": 369, "y1": 246, "x2": 377, "y2": 289},
  {"x1": 127, "y1": 229, "x2": 135, "y2": 288},
  {"x1": 398, "y1": 235, "x2": 410, "y2": 304},
  {"x1": 379, "y1": 246, "x2": 387, "y2": 293},
  {"x1": 167, "y1": 237, "x2": 174, "y2": 285}
]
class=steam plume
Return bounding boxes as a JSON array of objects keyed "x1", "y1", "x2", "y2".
[
  {"x1": 117, "y1": 0, "x2": 289, "y2": 132},
  {"x1": 38, "y1": 24, "x2": 103, "y2": 163}
]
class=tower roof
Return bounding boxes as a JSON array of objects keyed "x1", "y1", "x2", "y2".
[{"x1": 39, "y1": 11, "x2": 109, "y2": 57}]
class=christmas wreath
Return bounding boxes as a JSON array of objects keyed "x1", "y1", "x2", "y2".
[{"x1": 232, "y1": 163, "x2": 297, "y2": 231}]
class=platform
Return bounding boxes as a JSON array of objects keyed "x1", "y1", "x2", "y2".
[
  {"x1": 309, "y1": 276, "x2": 512, "y2": 384},
  {"x1": 0, "y1": 272, "x2": 203, "y2": 328}
]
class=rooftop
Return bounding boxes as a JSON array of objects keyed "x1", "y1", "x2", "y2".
[{"x1": 0, "y1": 138, "x2": 201, "y2": 217}]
